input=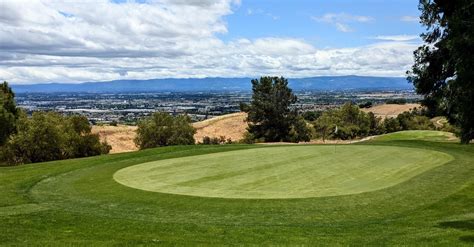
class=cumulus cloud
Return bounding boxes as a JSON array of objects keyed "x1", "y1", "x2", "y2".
[
  {"x1": 312, "y1": 13, "x2": 373, "y2": 32},
  {"x1": 0, "y1": 1, "x2": 417, "y2": 84}
]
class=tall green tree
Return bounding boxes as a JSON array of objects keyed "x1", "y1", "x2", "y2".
[
  {"x1": 408, "y1": 0, "x2": 474, "y2": 143},
  {"x1": 0, "y1": 81, "x2": 19, "y2": 145},
  {"x1": 245, "y1": 77, "x2": 308, "y2": 142}
]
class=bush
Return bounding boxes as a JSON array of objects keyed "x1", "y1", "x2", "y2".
[
  {"x1": 358, "y1": 101, "x2": 373, "y2": 109},
  {"x1": 135, "y1": 112, "x2": 196, "y2": 149},
  {"x1": 302, "y1": 111, "x2": 322, "y2": 121},
  {"x1": 386, "y1": 98, "x2": 407, "y2": 104},
  {"x1": 314, "y1": 103, "x2": 374, "y2": 140},
  {"x1": 2, "y1": 112, "x2": 110, "y2": 165}
]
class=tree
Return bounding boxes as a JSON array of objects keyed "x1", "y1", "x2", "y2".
[
  {"x1": 245, "y1": 76, "x2": 310, "y2": 142},
  {"x1": 2, "y1": 112, "x2": 110, "y2": 165},
  {"x1": 408, "y1": 0, "x2": 474, "y2": 143},
  {"x1": 135, "y1": 112, "x2": 196, "y2": 149},
  {"x1": 0, "y1": 81, "x2": 20, "y2": 145}
]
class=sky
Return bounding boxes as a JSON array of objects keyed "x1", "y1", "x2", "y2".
[{"x1": 0, "y1": 0, "x2": 424, "y2": 84}]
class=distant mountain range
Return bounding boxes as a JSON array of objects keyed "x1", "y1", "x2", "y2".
[{"x1": 11, "y1": 76, "x2": 412, "y2": 93}]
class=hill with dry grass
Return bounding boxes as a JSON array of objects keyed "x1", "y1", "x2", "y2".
[
  {"x1": 361, "y1": 103, "x2": 421, "y2": 119},
  {"x1": 92, "y1": 112, "x2": 248, "y2": 153}
]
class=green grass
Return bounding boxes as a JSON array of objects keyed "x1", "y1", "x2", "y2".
[
  {"x1": 114, "y1": 145, "x2": 452, "y2": 199},
  {"x1": 0, "y1": 131, "x2": 473, "y2": 245},
  {"x1": 373, "y1": 130, "x2": 457, "y2": 142}
]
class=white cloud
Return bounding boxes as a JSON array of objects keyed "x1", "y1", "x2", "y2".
[
  {"x1": 373, "y1": 35, "x2": 420, "y2": 42},
  {"x1": 312, "y1": 13, "x2": 373, "y2": 32},
  {"x1": 0, "y1": 1, "x2": 417, "y2": 84},
  {"x1": 400, "y1": 15, "x2": 419, "y2": 22},
  {"x1": 335, "y1": 23, "x2": 353, "y2": 33}
]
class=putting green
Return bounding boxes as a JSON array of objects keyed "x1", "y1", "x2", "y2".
[{"x1": 114, "y1": 145, "x2": 453, "y2": 199}]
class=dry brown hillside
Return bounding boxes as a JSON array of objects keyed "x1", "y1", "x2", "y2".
[
  {"x1": 92, "y1": 112, "x2": 248, "y2": 153},
  {"x1": 193, "y1": 112, "x2": 248, "y2": 143},
  {"x1": 361, "y1": 103, "x2": 421, "y2": 119},
  {"x1": 91, "y1": 125, "x2": 138, "y2": 153}
]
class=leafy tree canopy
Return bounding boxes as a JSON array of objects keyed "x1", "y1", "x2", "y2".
[
  {"x1": 3, "y1": 112, "x2": 110, "y2": 165},
  {"x1": 135, "y1": 112, "x2": 196, "y2": 149},
  {"x1": 408, "y1": 0, "x2": 474, "y2": 143}
]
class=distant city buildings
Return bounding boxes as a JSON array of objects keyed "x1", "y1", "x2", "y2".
[{"x1": 15, "y1": 90, "x2": 421, "y2": 125}]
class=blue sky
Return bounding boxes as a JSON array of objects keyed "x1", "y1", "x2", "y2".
[
  {"x1": 222, "y1": 0, "x2": 423, "y2": 47},
  {"x1": 1, "y1": 0, "x2": 424, "y2": 84}
]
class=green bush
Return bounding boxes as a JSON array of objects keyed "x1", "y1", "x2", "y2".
[
  {"x1": 2, "y1": 112, "x2": 110, "y2": 165},
  {"x1": 135, "y1": 112, "x2": 196, "y2": 149}
]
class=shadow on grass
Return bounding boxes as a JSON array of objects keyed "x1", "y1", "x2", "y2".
[{"x1": 438, "y1": 220, "x2": 474, "y2": 243}]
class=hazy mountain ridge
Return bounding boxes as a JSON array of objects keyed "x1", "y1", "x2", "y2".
[{"x1": 11, "y1": 76, "x2": 412, "y2": 93}]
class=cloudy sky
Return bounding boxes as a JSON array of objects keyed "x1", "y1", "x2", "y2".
[{"x1": 0, "y1": 0, "x2": 423, "y2": 84}]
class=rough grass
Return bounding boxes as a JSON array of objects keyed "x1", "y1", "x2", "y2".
[
  {"x1": 0, "y1": 131, "x2": 473, "y2": 245},
  {"x1": 114, "y1": 145, "x2": 452, "y2": 199},
  {"x1": 373, "y1": 130, "x2": 458, "y2": 142}
]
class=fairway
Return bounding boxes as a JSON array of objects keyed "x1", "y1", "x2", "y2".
[{"x1": 114, "y1": 145, "x2": 453, "y2": 198}]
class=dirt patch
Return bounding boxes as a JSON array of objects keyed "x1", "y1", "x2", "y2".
[
  {"x1": 361, "y1": 103, "x2": 421, "y2": 119},
  {"x1": 193, "y1": 112, "x2": 248, "y2": 143},
  {"x1": 92, "y1": 125, "x2": 138, "y2": 153}
]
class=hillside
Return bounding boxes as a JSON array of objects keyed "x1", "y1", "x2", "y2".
[
  {"x1": 193, "y1": 112, "x2": 248, "y2": 143},
  {"x1": 92, "y1": 113, "x2": 248, "y2": 153},
  {"x1": 91, "y1": 125, "x2": 138, "y2": 153},
  {"x1": 361, "y1": 103, "x2": 421, "y2": 118},
  {"x1": 92, "y1": 105, "x2": 426, "y2": 153}
]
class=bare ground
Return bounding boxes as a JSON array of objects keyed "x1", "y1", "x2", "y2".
[{"x1": 361, "y1": 103, "x2": 421, "y2": 119}]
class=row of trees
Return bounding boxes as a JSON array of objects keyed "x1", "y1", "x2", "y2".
[
  {"x1": 0, "y1": 81, "x2": 111, "y2": 165},
  {"x1": 312, "y1": 103, "x2": 436, "y2": 141}
]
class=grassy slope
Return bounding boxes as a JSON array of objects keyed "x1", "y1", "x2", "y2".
[{"x1": 0, "y1": 131, "x2": 473, "y2": 245}]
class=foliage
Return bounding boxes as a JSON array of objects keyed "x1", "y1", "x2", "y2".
[
  {"x1": 2, "y1": 112, "x2": 110, "y2": 165},
  {"x1": 313, "y1": 103, "x2": 374, "y2": 140},
  {"x1": 245, "y1": 77, "x2": 311, "y2": 143},
  {"x1": 385, "y1": 98, "x2": 407, "y2": 105},
  {"x1": 313, "y1": 104, "x2": 436, "y2": 141},
  {"x1": 0, "y1": 81, "x2": 20, "y2": 146},
  {"x1": 200, "y1": 136, "x2": 231, "y2": 145},
  {"x1": 408, "y1": 0, "x2": 474, "y2": 143},
  {"x1": 135, "y1": 112, "x2": 196, "y2": 149},
  {"x1": 358, "y1": 101, "x2": 373, "y2": 108},
  {"x1": 302, "y1": 111, "x2": 322, "y2": 121}
]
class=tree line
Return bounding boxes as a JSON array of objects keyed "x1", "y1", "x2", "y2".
[{"x1": 1, "y1": 81, "x2": 111, "y2": 165}]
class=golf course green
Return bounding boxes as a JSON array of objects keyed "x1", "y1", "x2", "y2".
[
  {"x1": 114, "y1": 145, "x2": 452, "y2": 198},
  {"x1": 0, "y1": 130, "x2": 473, "y2": 245}
]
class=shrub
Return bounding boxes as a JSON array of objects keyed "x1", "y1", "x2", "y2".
[
  {"x1": 2, "y1": 113, "x2": 110, "y2": 165},
  {"x1": 135, "y1": 112, "x2": 196, "y2": 149}
]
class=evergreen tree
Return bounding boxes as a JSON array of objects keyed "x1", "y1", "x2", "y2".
[
  {"x1": 246, "y1": 77, "x2": 308, "y2": 142},
  {"x1": 408, "y1": 0, "x2": 474, "y2": 143}
]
